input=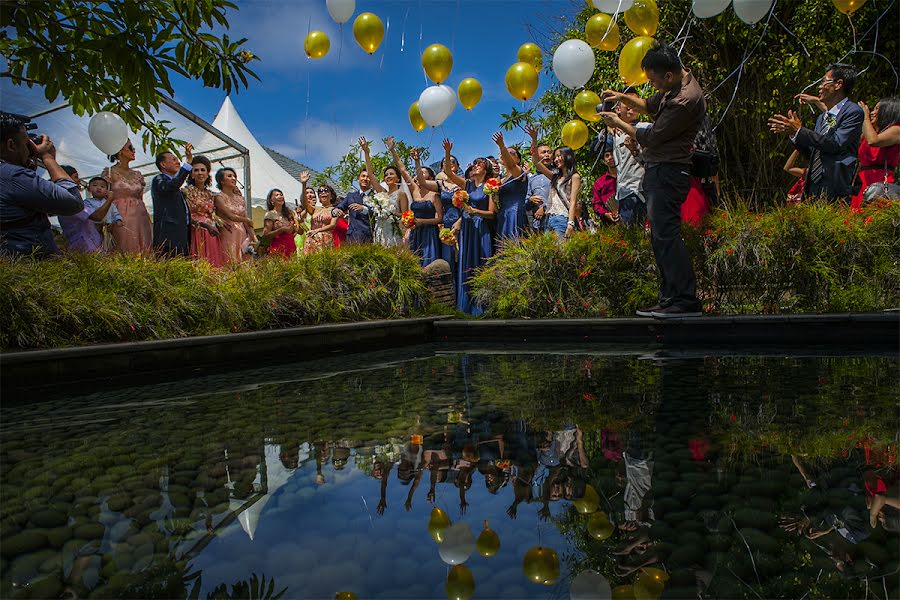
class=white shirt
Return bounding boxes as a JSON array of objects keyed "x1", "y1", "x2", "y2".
[{"x1": 614, "y1": 122, "x2": 650, "y2": 200}]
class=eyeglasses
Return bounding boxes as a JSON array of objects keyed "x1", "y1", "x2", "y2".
[
  {"x1": 317, "y1": 188, "x2": 330, "y2": 194},
  {"x1": 820, "y1": 78, "x2": 836, "y2": 86}
]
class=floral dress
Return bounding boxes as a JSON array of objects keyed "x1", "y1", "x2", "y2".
[
  {"x1": 102, "y1": 166, "x2": 152, "y2": 254},
  {"x1": 183, "y1": 185, "x2": 225, "y2": 267},
  {"x1": 303, "y1": 207, "x2": 334, "y2": 254}
]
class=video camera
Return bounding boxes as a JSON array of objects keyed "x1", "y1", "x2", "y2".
[{"x1": 0, "y1": 111, "x2": 40, "y2": 143}]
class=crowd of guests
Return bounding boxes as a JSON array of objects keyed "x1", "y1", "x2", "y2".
[{"x1": 2, "y1": 44, "x2": 898, "y2": 318}]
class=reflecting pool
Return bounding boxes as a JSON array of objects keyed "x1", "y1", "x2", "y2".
[{"x1": 1, "y1": 346, "x2": 898, "y2": 599}]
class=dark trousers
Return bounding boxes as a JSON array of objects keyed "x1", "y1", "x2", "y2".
[{"x1": 643, "y1": 163, "x2": 699, "y2": 308}]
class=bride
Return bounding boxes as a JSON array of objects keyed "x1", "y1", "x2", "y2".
[{"x1": 359, "y1": 136, "x2": 409, "y2": 247}]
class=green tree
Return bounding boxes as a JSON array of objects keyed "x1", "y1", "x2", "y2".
[
  {"x1": 323, "y1": 138, "x2": 432, "y2": 193},
  {"x1": 530, "y1": 0, "x2": 898, "y2": 203},
  {"x1": 0, "y1": 0, "x2": 258, "y2": 152}
]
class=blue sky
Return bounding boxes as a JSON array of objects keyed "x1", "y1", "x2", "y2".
[{"x1": 170, "y1": 0, "x2": 576, "y2": 173}]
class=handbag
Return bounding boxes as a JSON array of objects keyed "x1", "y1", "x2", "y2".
[{"x1": 861, "y1": 159, "x2": 900, "y2": 204}]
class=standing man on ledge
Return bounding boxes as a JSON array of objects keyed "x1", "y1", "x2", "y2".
[{"x1": 599, "y1": 43, "x2": 706, "y2": 318}]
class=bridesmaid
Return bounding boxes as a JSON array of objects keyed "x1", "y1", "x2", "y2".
[
  {"x1": 214, "y1": 167, "x2": 257, "y2": 263},
  {"x1": 441, "y1": 138, "x2": 495, "y2": 315},
  {"x1": 492, "y1": 131, "x2": 527, "y2": 242},
  {"x1": 385, "y1": 137, "x2": 442, "y2": 266},
  {"x1": 102, "y1": 139, "x2": 152, "y2": 254},
  {"x1": 295, "y1": 172, "x2": 316, "y2": 252},
  {"x1": 183, "y1": 155, "x2": 225, "y2": 266},
  {"x1": 417, "y1": 153, "x2": 461, "y2": 273},
  {"x1": 262, "y1": 188, "x2": 297, "y2": 259},
  {"x1": 303, "y1": 183, "x2": 339, "y2": 254}
]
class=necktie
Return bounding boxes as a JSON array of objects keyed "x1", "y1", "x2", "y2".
[{"x1": 808, "y1": 114, "x2": 833, "y2": 184}]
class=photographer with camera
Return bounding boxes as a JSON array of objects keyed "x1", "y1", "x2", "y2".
[{"x1": 1, "y1": 112, "x2": 84, "y2": 257}]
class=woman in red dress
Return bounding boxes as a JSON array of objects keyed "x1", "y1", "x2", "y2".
[
  {"x1": 852, "y1": 97, "x2": 900, "y2": 209},
  {"x1": 262, "y1": 188, "x2": 297, "y2": 259}
]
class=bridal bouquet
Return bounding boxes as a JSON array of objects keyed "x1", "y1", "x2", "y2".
[
  {"x1": 483, "y1": 178, "x2": 501, "y2": 196},
  {"x1": 439, "y1": 227, "x2": 457, "y2": 246},
  {"x1": 452, "y1": 189, "x2": 469, "y2": 209},
  {"x1": 400, "y1": 210, "x2": 416, "y2": 229},
  {"x1": 372, "y1": 191, "x2": 394, "y2": 219}
]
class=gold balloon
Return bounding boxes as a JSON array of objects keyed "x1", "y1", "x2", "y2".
[
  {"x1": 334, "y1": 594, "x2": 357, "y2": 600},
  {"x1": 423, "y1": 43, "x2": 453, "y2": 84},
  {"x1": 353, "y1": 12, "x2": 384, "y2": 55},
  {"x1": 624, "y1": 0, "x2": 660, "y2": 37},
  {"x1": 561, "y1": 119, "x2": 589, "y2": 151},
  {"x1": 585, "y1": 13, "x2": 621, "y2": 51},
  {"x1": 619, "y1": 35, "x2": 655, "y2": 86},
  {"x1": 445, "y1": 564, "x2": 475, "y2": 600},
  {"x1": 409, "y1": 102, "x2": 427, "y2": 133},
  {"x1": 428, "y1": 506, "x2": 451, "y2": 542},
  {"x1": 458, "y1": 78, "x2": 483, "y2": 111},
  {"x1": 634, "y1": 567, "x2": 670, "y2": 600},
  {"x1": 522, "y1": 546, "x2": 560, "y2": 585},
  {"x1": 574, "y1": 90, "x2": 603, "y2": 123},
  {"x1": 476, "y1": 520, "x2": 500, "y2": 556},
  {"x1": 588, "y1": 511, "x2": 615, "y2": 541},
  {"x1": 505, "y1": 62, "x2": 539, "y2": 102},
  {"x1": 517, "y1": 43, "x2": 543, "y2": 71},
  {"x1": 612, "y1": 585, "x2": 636, "y2": 599},
  {"x1": 304, "y1": 31, "x2": 330, "y2": 59},
  {"x1": 832, "y1": 0, "x2": 868, "y2": 13}
]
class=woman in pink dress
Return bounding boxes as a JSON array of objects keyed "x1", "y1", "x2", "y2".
[
  {"x1": 303, "y1": 184, "x2": 339, "y2": 254},
  {"x1": 214, "y1": 167, "x2": 257, "y2": 263},
  {"x1": 262, "y1": 188, "x2": 297, "y2": 259},
  {"x1": 852, "y1": 97, "x2": 900, "y2": 209},
  {"x1": 183, "y1": 156, "x2": 225, "y2": 267},
  {"x1": 102, "y1": 139, "x2": 152, "y2": 254}
]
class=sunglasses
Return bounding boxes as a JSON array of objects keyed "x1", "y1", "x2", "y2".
[{"x1": 317, "y1": 188, "x2": 331, "y2": 194}]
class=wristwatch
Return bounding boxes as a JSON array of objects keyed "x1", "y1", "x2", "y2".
[{"x1": 567, "y1": 220, "x2": 576, "y2": 227}]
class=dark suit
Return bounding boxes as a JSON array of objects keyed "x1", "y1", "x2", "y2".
[
  {"x1": 334, "y1": 188, "x2": 374, "y2": 244},
  {"x1": 793, "y1": 99, "x2": 864, "y2": 201},
  {"x1": 151, "y1": 165, "x2": 192, "y2": 256}
]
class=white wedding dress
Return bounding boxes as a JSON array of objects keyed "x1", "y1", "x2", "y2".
[{"x1": 373, "y1": 188, "x2": 403, "y2": 247}]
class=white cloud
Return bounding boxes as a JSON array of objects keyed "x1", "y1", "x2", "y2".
[{"x1": 264, "y1": 118, "x2": 383, "y2": 171}]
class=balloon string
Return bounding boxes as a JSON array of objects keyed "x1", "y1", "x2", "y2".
[
  {"x1": 400, "y1": 7, "x2": 410, "y2": 53},
  {"x1": 847, "y1": 13, "x2": 858, "y2": 51},
  {"x1": 380, "y1": 17, "x2": 390, "y2": 70},
  {"x1": 339, "y1": 23, "x2": 343, "y2": 65},
  {"x1": 676, "y1": 18, "x2": 693, "y2": 56},
  {"x1": 708, "y1": 2, "x2": 776, "y2": 96},
  {"x1": 773, "y1": 15, "x2": 810, "y2": 57},
  {"x1": 858, "y1": 0, "x2": 878, "y2": 76},
  {"x1": 304, "y1": 70, "x2": 310, "y2": 158}
]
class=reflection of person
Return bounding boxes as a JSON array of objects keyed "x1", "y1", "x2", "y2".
[
  {"x1": 151, "y1": 143, "x2": 193, "y2": 256},
  {"x1": 103, "y1": 139, "x2": 152, "y2": 254},
  {"x1": 0, "y1": 119, "x2": 83, "y2": 256},
  {"x1": 600, "y1": 43, "x2": 706, "y2": 318}
]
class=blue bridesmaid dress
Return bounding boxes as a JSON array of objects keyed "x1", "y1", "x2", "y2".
[
  {"x1": 456, "y1": 181, "x2": 493, "y2": 315},
  {"x1": 439, "y1": 182, "x2": 461, "y2": 273},
  {"x1": 495, "y1": 174, "x2": 527, "y2": 241},
  {"x1": 408, "y1": 198, "x2": 440, "y2": 267}
]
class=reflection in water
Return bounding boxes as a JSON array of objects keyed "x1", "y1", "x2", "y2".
[{"x1": 0, "y1": 349, "x2": 897, "y2": 599}]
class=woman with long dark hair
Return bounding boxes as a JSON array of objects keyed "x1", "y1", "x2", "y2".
[
  {"x1": 360, "y1": 136, "x2": 409, "y2": 247},
  {"x1": 442, "y1": 139, "x2": 495, "y2": 315},
  {"x1": 182, "y1": 155, "x2": 225, "y2": 266},
  {"x1": 102, "y1": 139, "x2": 152, "y2": 254},
  {"x1": 214, "y1": 167, "x2": 256, "y2": 263},
  {"x1": 526, "y1": 126, "x2": 582, "y2": 241},
  {"x1": 492, "y1": 131, "x2": 527, "y2": 241},
  {"x1": 303, "y1": 182, "x2": 339, "y2": 254},
  {"x1": 853, "y1": 97, "x2": 900, "y2": 208},
  {"x1": 262, "y1": 188, "x2": 297, "y2": 259}
]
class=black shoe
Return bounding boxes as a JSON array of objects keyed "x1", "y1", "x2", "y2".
[
  {"x1": 636, "y1": 303, "x2": 668, "y2": 317},
  {"x1": 650, "y1": 304, "x2": 703, "y2": 319}
]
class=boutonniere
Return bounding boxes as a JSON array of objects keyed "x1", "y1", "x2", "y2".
[{"x1": 824, "y1": 114, "x2": 837, "y2": 130}]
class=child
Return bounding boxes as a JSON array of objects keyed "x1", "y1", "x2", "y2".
[
  {"x1": 58, "y1": 176, "x2": 123, "y2": 253},
  {"x1": 592, "y1": 146, "x2": 619, "y2": 225}
]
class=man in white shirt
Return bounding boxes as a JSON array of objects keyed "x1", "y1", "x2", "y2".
[{"x1": 611, "y1": 95, "x2": 651, "y2": 226}]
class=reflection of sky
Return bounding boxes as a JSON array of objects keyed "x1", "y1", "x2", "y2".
[{"x1": 190, "y1": 445, "x2": 575, "y2": 599}]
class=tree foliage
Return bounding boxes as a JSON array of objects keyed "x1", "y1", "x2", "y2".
[
  {"x1": 323, "y1": 138, "x2": 432, "y2": 194},
  {"x1": 0, "y1": 0, "x2": 259, "y2": 153},
  {"x1": 530, "y1": 0, "x2": 899, "y2": 204}
]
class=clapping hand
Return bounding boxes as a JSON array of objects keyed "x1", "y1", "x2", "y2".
[{"x1": 769, "y1": 110, "x2": 802, "y2": 135}]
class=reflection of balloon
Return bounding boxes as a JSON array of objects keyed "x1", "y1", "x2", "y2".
[
  {"x1": 585, "y1": 13, "x2": 620, "y2": 51},
  {"x1": 418, "y1": 85, "x2": 457, "y2": 127},
  {"x1": 624, "y1": 0, "x2": 659, "y2": 37},
  {"x1": 476, "y1": 520, "x2": 500, "y2": 556},
  {"x1": 326, "y1": 0, "x2": 355, "y2": 24},
  {"x1": 304, "y1": 31, "x2": 330, "y2": 59},
  {"x1": 445, "y1": 564, "x2": 475, "y2": 600},
  {"x1": 428, "y1": 506, "x2": 450, "y2": 541},
  {"x1": 353, "y1": 12, "x2": 384, "y2": 54},
  {"x1": 517, "y1": 43, "x2": 543, "y2": 71},
  {"x1": 570, "y1": 569, "x2": 612, "y2": 600},
  {"x1": 691, "y1": 0, "x2": 732, "y2": 18},
  {"x1": 634, "y1": 568, "x2": 670, "y2": 600},
  {"x1": 831, "y1": 0, "x2": 867, "y2": 13},
  {"x1": 88, "y1": 112, "x2": 129, "y2": 156},
  {"x1": 505, "y1": 62, "x2": 540, "y2": 101},
  {"x1": 588, "y1": 511, "x2": 615, "y2": 540},
  {"x1": 334, "y1": 593, "x2": 357, "y2": 600},
  {"x1": 553, "y1": 39, "x2": 596, "y2": 90},
  {"x1": 732, "y1": 0, "x2": 774, "y2": 24},
  {"x1": 422, "y1": 44, "x2": 453, "y2": 84},
  {"x1": 561, "y1": 120, "x2": 589, "y2": 151},
  {"x1": 612, "y1": 585, "x2": 636, "y2": 599},
  {"x1": 592, "y1": 0, "x2": 636, "y2": 12},
  {"x1": 618, "y1": 35, "x2": 654, "y2": 86},
  {"x1": 458, "y1": 78, "x2": 483, "y2": 110},
  {"x1": 439, "y1": 522, "x2": 475, "y2": 565},
  {"x1": 522, "y1": 546, "x2": 560, "y2": 585},
  {"x1": 573, "y1": 483, "x2": 601, "y2": 512}
]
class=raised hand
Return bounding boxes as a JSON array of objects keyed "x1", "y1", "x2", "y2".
[
  {"x1": 385, "y1": 136, "x2": 396, "y2": 152},
  {"x1": 523, "y1": 125, "x2": 539, "y2": 141},
  {"x1": 185, "y1": 142, "x2": 193, "y2": 163},
  {"x1": 768, "y1": 110, "x2": 802, "y2": 135},
  {"x1": 858, "y1": 100, "x2": 871, "y2": 120},
  {"x1": 601, "y1": 89, "x2": 620, "y2": 101},
  {"x1": 442, "y1": 138, "x2": 453, "y2": 154},
  {"x1": 359, "y1": 136, "x2": 370, "y2": 154},
  {"x1": 300, "y1": 171, "x2": 310, "y2": 185},
  {"x1": 492, "y1": 131, "x2": 505, "y2": 147},
  {"x1": 794, "y1": 93, "x2": 826, "y2": 112},
  {"x1": 410, "y1": 147, "x2": 420, "y2": 162}
]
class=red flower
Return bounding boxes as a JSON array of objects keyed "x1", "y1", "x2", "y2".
[
  {"x1": 864, "y1": 216, "x2": 873, "y2": 225},
  {"x1": 727, "y1": 248, "x2": 733, "y2": 255},
  {"x1": 583, "y1": 393, "x2": 596, "y2": 401},
  {"x1": 578, "y1": 269, "x2": 592, "y2": 277},
  {"x1": 729, "y1": 414, "x2": 737, "y2": 422}
]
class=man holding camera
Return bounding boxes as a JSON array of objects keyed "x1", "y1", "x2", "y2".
[
  {"x1": 599, "y1": 43, "x2": 706, "y2": 318},
  {"x1": 0, "y1": 113, "x2": 84, "y2": 257}
]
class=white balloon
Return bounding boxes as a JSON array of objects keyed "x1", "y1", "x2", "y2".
[
  {"x1": 552, "y1": 39, "x2": 596, "y2": 90},
  {"x1": 570, "y1": 569, "x2": 612, "y2": 600},
  {"x1": 418, "y1": 84, "x2": 457, "y2": 127},
  {"x1": 591, "y1": 0, "x2": 635, "y2": 13},
  {"x1": 692, "y1": 0, "x2": 732, "y2": 18},
  {"x1": 87, "y1": 111, "x2": 129, "y2": 156},
  {"x1": 438, "y1": 523, "x2": 475, "y2": 565},
  {"x1": 326, "y1": 0, "x2": 355, "y2": 24},
  {"x1": 733, "y1": 0, "x2": 774, "y2": 24}
]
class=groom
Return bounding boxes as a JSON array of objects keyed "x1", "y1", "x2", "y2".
[
  {"x1": 333, "y1": 167, "x2": 375, "y2": 244},
  {"x1": 152, "y1": 143, "x2": 194, "y2": 256},
  {"x1": 769, "y1": 63, "x2": 863, "y2": 202}
]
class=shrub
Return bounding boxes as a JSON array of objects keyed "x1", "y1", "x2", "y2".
[{"x1": 0, "y1": 245, "x2": 427, "y2": 350}]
